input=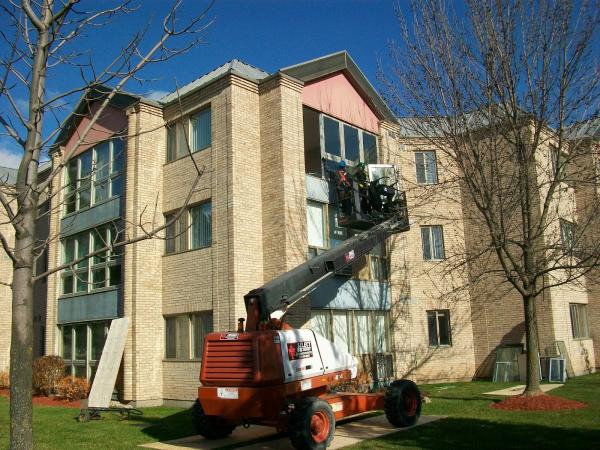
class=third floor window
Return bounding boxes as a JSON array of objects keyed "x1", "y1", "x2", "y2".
[
  {"x1": 167, "y1": 107, "x2": 211, "y2": 162},
  {"x1": 415, "y1": 151, "x2": 438, "y2": 184},
  {"x1": 64, "y1": 139, "x2": 124, "y2": 215}
]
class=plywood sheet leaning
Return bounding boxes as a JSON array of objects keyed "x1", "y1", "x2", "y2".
[{"x1": 87, "y1": 318, "x2": 129, "y2": 409}]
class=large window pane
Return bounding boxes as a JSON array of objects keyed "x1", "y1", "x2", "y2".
[
  {"x1": 344, "y1": 125, "x2": 360, "y2": 161},
  {"x1": 112, "y1": 139, "x2": 124, "y2": 172},
  {"x1": 190, "y1": 108, "x2": 211, "y2": 152},
  {"x1": 95, "y1": 142, "x2": 110, "y2": 180},
  {"x1": 176, "y1": 315, "x2": 190, "y2": 359},
  {"x1": 74, "y1": 325, "x2": 87, "y2": 360},
  {"x1": 354, "y1": 312, "x2": 371, "y2": 354},
  {"x1": 165, "y1": 317, "x2": 177, "y2": 358},
  {"x1": 62, "y1": 326, "x2": 73, "y2": 360},
  {"x1": 421, "y1": 227, "x2": 432, "y2": 260},
  {"x1": 332, "y1": 311, "x2": 351, "y2": 354},
  {"x1": 190, "y1": 203, "x2": 211, "y2": 249},
  {"x1": 438, "y1": 311, "x2": 451, "y2": 345},
  {"x1": 432, "y1": 226, "x2": 445, "y2": 259},
  {"x1": 374, "y1": 312, "x2": 388, "y2": 352},
  {"x1": 425, "y1": 151, "x2": 438, "y2": 183},
  {"x1": 427, "y1": 311, "x2": 438, "y2": 346},
  {"x1": 363, "y1": 132, "x2": 377, "y2": 164},
  {"x1": 307, "y1": 202, "x2": 326, "y2": 248},
  {"x1": 90, "y1": 323, "x2": 107, "y2": 361},
  {"x1": 167, "y1": 124, "x2": 177, "y2": 161},
  {"x1": 323, "y1": 117, "x2": 341, "y2": 157}
]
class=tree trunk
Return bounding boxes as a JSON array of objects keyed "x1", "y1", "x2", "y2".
[
  {"x1": 10, "y1": 206, "x2": 36, "y2": 450},
  {"x1": 522, "y1": 294, "x2": 542, "y2": 396}
]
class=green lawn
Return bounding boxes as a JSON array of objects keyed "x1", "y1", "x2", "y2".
[{"x1": 1, "y1": 373, "x2": 599, "y2": 449}]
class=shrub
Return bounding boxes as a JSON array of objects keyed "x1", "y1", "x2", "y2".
[
  {"x1": 0, "y1": 371, "x2": 9, "y2": 389},
  {"x1": 56, "y1": 376, "x2": 90, "y2": 401},
  {"x1": 32, "y1": 355, "x2": 65, "y2": 396}
]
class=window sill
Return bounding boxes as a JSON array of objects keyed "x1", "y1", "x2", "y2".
[
  {"x1": 164, "y1": 146, "x2": 211, "y2": 166},
  {"x1": 423, "y1": 259, "x2": 445, "y2": 263},
  {"x1": 429, "y1": 344, "x2": 452, "y2": 349},
  {"x1": 572, "y1": 337, "x2": 592, "y2": 342},
  {"x1": 59, "y1": 285, "x2": 119, "y2": 299},
  {"x1": 164, "y1": 244, "x2": 212, "y2": 257}
]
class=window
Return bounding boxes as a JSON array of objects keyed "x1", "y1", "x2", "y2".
[
  {"x1": 60, "y1": 321, "x2": 109, "y2": 380},
  {"x1": 166, "y1": 107, "x2": 211, "y2": 162},
  {"x1": 421, "y1": 226, "x2": 445, "y2": 260},
  {"x1": 427, "y1": 310, "x2": 452, "y2": 346},
  {"x1": 303, "y1": 108, "x2": 379, "y2": 176},
  {"x1": 165, "y1": 201, "x2": 212, "y2": 255},
  {"x1": 370, "y1": 243, "x2": 389, "y2": 281},
  {"x1": 569, "y1": 303, "x2": 589, "y2": 339},
  {"x1": 307, "y1": 201, "x2": 327, "y2": 252},
  {"x1": 64, "y1": 139, "x2": 124, "y2": 215},
  {"x1": 311, "y1": 309, "x2": 390, "y2": 356},
  {"x1": 415, "y1": 151, "x2": 438, "y2": 184},
  {"x1": 60, "y1": 222, "x2": 122, "y2": 295},
  {"x1": 190, "y1": 203, "x2": 212, "y2": 249},
  {"x1": 165, "y1": 312, "x2": 213, "y2": 359},
  {"x1": 560, "y1": 219, "x2": 577, "y2": 253}
]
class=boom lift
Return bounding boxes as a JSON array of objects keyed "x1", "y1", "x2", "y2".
[{"x1": 193, "y1": 164, "x2": 421, "y2": 449}]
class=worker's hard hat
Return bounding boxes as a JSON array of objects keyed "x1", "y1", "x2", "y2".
[{"x1": 338, "y1": 160, "x2": 347, "y2": 168}]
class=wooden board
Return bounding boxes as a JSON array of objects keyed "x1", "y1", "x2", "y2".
[{"x1": 87, "y1": 318, "x2": 129, "y2": 408}]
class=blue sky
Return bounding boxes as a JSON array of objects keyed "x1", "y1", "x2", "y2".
[{"x1": 0, "y1": 0, "x2": 405, "y2": 168}]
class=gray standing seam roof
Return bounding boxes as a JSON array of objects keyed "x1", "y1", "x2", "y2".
[{"x1": 160, "y1": 59, "x2": 270, "y2": 104}]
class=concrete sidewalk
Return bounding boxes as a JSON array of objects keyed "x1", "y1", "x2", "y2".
[{"x1": 141, "y1": 414, "x2": 443, "y2": 450}]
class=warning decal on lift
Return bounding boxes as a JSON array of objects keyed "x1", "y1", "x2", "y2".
[{"x1": 287, "y1": 341, "x2": 313, "y2": 360}]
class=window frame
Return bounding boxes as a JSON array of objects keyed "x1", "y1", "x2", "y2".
[
  {"x1": 414, "y1": 150, "x2": 438, "y2": 185},
  {"x1": 164, "y1": 201, "x2": 212, "y2": 255},
  {"x1": 427, "y1": 309, "x2": 452, "y2": 347},
  {"x1": 64, "y1": 139, "x2": 125, "y2": 216},
  {"x1": 164, "y1": 311, "x2": 213, "y2": 360},
  {"x1": 60, "y1": 321, "x2": 110, "y2": 381},
  {"x1": 560, "y1": 218, "x2": 577, "y2": 253},
  {"x1": 166, "y1": 106, "x2": 212, "y2": 163},
  {"x1": 421, "y1": 225, "x2": 445, "y2": 261},
  {"x1": 319, "y1": 113, "x2": 378, "y2": 166},
  {"x1": 310, "y1": 309, "x2": 391, "y2": 356},
  {"x1": 60, "y1": 222, "x2": 122, "y2": 296},
  {"x1": 569, "y1": 303, "x2": 589, "y2": 339}
]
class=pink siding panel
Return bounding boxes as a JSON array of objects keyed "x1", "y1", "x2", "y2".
[
  {"x1": 64, "y1": 103, "x2": 127, "y2": 157},
  {"x1": 302, "y1": 72, "x2": 380, "y2": 134}
]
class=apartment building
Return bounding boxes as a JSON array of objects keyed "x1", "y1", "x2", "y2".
[{"x1": 0, "y1": 51, "x2": 596, "y2": 406}]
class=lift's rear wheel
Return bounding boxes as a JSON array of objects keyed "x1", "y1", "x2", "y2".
[
  {"x1": 384, "y1": 379, "x2": 422, "y2": 427},
  {"x1": 191, "y1": 399, "x2": 236, "y2": 439},
  {"x1": 290, "y1": 397, "x2": 335, "y2": 449}
]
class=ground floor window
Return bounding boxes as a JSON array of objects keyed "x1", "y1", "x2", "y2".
[
  {"x1": 311, "y1": 309, "x2": 390, "y2": 356},
  {"x1": 569, "y1": 303, "x2": 589, "y2": 339},
  {"x1": 60, "y1": 320, "x2": 110, "y2": 381},
  {"x1": 427, "y1": 310, "x2": 452, "y2": 346},
  {"x1": 165, "y1": 311, "x2": 213, "y2": 359}
]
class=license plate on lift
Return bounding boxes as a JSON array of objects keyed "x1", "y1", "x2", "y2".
[{"x1": 217, "y1": 387, "x2": 239, "y2": 399}]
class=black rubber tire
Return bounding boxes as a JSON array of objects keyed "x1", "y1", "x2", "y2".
[
  {"x1": 384, "y1": 379, "x2": 422, "y2": 428},
  {"x1": 191, "y1": 399, "x2": 236, "y2": 439},
  {"x1": 289, "y1": 397, "x2": 335, "y2": 450}
]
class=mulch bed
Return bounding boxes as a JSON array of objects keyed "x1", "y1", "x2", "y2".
[
  {"x1": 0, "y1": 388, "x2": 81, "y2": 408},
  {"x1": 491, "y1": 393, "x2": 586, "y2": 411}
]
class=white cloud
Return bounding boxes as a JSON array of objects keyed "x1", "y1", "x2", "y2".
[
  {"x1": 0, "y1": 147, "x2": 22, "y2": 169},
  {"x1": 144, "y1": 89, "x2": 170, "y2": 101}
]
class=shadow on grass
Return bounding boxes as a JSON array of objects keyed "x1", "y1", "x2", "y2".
[
  {"x1": 133, "y1": 407, "x2": 196, "y2": 442},
  {"x1": 371, "y1": 417, "x2": 600, "y2": 450}
]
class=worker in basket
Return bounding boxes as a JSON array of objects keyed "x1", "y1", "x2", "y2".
[
  {"x1": 351, "y1": 161, "x2": 371, "y2": 215},
  {"x1": 334, "y1": 160, "x2": 353, "y2": 215}
]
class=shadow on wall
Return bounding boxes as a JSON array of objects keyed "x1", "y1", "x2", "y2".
[{"x1": 474, "y1": 321, "x2": 525, "y2": 379}]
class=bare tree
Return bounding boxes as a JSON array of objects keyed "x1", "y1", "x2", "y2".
[
  {"x1": 0, "y1": 1, "x2": 213, "y2": 448},
  {"x1": 381, "y1": 0, "x2": 600, "y2": 395}
]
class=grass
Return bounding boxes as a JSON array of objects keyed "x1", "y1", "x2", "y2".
[
  {"x1": 349, "y1": 373, "x2": 600, "y2": 449},
  {"x1": 0, "y1": 373, "x2": 599, "y2": 449}
]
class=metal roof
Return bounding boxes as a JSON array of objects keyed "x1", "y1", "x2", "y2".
[{"x1": 160, "y1": 59, "x2": 270, "y2": 104}]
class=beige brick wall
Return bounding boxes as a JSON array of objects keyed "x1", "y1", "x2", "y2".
[
  {"x1": 162, "y1": 360, "x2": 201, "y2": 401},
  {"x1": 384, "y1": 131, "x2": 476, "y2": 383},
  {"x1": 0, "y1": 200, "x2": 14, "y2": 372},
  {"x1": 122, "y1": 101, "x2": 165, "y2": 404}
]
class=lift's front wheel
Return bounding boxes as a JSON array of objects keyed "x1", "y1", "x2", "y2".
[
  {"x1": 289, "y1": 397, "x2": 335, "y2": 449},
  {"x1": 191, "y1": 399, "x2": 236, "y2": 439},
  {"x1": 384, "y1": 379, "x2": 422, "y2": 427}
]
